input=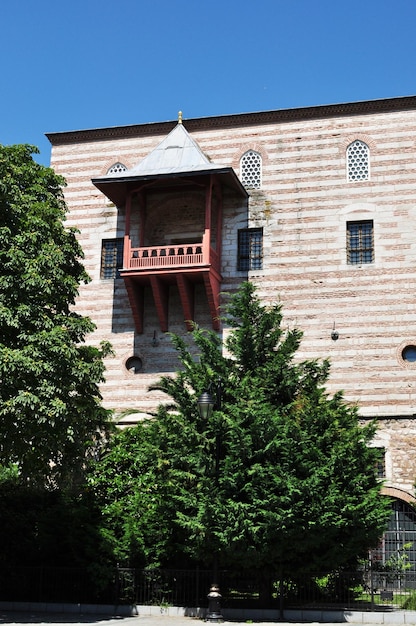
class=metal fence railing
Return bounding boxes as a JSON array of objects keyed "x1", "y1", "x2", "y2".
[
  {"x1": 0, "y1": 566, "x2": 100, "y2": 604},
  {"x1": 2, "y1": 566, "x2": 416, "y2": 610}
]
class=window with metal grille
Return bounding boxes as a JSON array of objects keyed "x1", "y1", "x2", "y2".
[
  {"x1": 101, "y1": 238, "x2": 124, "y2": 279},
  {"x1": 238, "y1": 228, "x2": 263, "y2": 271},
  {"x1": 347, "y1": 140, "x2": 369, "y2": 181},
  {"x1": 240, "y1": 150, "x2": 262, "y2": 189},
  {"x1": 371, "y1": 500, "x2": 416, "y2": 571},
  {"x1": 107, "y1": 162, "x2": 127, "y2": 174},
  {"x1": 375, "y1": 448, "x2": 386, "y2": 479},
  {"x1": 347, "y1": 220, "x2": 374, "y2": 264}
]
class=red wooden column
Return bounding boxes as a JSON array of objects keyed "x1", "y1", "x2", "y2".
[
  {"x1": 138, "y1": 191, "x2": 146, "y2": 248},
  {"x1": 203, "y1": 176, "x2": 213, "y2": 255},
  {"x1": 203, "y1": 174, "x2": 222, "y2": 330},
  {"x1": 123, "y1": 194, "x2": 132, "y2": 270},
  {"x1": 214, "y1": 177, "x2": 223, "y2": 260}
]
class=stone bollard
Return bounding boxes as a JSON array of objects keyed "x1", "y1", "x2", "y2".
[{"x1": 206, "y1": 583, "x2": 223, "y2": 622}]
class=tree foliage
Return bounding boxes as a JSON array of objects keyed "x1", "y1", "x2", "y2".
[
  {"x1": 90, "y1": 282, "x2": 390, "y2": 577},
  {"x1": 0, "y1": 145, "x2": 112, "y2": 486}
]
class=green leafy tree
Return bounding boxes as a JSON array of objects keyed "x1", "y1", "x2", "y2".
[
  {"x1": 90, "y1": 282, "x2": 390, "y2": 580},
  {"x1": 88, "y1": 420, "x2": 176, "y2": 568},
  {"x1": 0, "y1": 145, "x2": 112, "y2": 486}
]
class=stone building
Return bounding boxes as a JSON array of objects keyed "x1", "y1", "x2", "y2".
[{"x1": 47, "y1": 95, "x2": 416, "y2": 568}]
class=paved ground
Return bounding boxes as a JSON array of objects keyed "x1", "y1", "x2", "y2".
[{"x1": 0, "y1": 613, "x2": 401, "y2": 626}]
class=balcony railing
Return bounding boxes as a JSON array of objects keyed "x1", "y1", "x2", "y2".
[
  {"x1": 123, "y1": 234, "x2": 220, "y2": 273},
  {"x1": 129, "y1": 243, "x2": 203, "y2": 269}
]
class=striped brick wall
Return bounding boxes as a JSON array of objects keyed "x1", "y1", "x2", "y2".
[{"x1": 49, "y1": 99, "x2": 416, "y2": 495}]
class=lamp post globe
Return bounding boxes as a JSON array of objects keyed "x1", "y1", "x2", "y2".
[{"x1": 197, "y1": 391, "x2": 215, "y2": 420}]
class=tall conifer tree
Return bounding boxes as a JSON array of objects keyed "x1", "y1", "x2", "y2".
[{"x1": 91, "y1": 282, "x2": 389, "y2": 578}]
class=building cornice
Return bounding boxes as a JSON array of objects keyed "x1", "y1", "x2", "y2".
[{"x1": 46, "y1": 95, "x2": 416, "y2": 146}]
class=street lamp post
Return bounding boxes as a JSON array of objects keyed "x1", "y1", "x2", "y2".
[{"x1": 197, "y1": 384, "x2": 223, "y2": 623}]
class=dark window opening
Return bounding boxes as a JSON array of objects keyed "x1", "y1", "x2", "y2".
[
  {"x1": 347, "y1": 220, "x2": 374, "y2": 264},
  {"x1": 402, "y1": 345, "x2": 416, "y2": 363},
  {"x1": 125, "y1": 356, "x2": 143, "y2": 374},
  {"x1": 375, "y1": 447, "x2": 386, "y2": 479},
  {"x1": 238, "y1": 228, "x2": 263, "y2": 271},
  {"x1": 101, "y1": 238, "x2": 123, "y2": 279}
]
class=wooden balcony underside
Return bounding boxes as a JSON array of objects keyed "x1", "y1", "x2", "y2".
[{"x1": 121, "y1": 242, "x2": 221, "y2": 333}]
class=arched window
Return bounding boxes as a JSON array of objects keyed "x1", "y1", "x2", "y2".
[
  {"x1": 107, "y1": 162, "x2": 127, "y2": 175},
  {"x1": 371, "y1": 499, "x2": 416, "y2": 571},
  {"x1": 240, "y1": 150, "x2": 262, "y2": 189},
  {"x1": 347, "y1": 140, "x2": 369, "y2": 181}
]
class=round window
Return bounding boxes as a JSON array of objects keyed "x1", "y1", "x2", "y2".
[
  {"x1": 125, "y1": 356, "x2": 143, "y2": 374},
  {"x1": 402, "y1": 345, "x2": 416, "y2": 363}
]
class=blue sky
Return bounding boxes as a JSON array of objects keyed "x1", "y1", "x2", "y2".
[{"x1": 1, "y1": 0, "x2": 415, "y2": 166}]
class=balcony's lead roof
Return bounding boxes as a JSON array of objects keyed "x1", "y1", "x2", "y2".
[
  {"x1": 92, "y1": 115, "x2": 247, "y2": 204},
  {"x1": 116, "y1": 117, "x2": 226, "y2": 178}
]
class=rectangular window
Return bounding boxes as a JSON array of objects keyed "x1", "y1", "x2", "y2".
[
  {"x1": 101, "y1": 238, "x2": 123, "y2": 279},
  {"x1": 347, "y1": 220, "x2": 374, "y2": 264},
  {"x1": 238, "y1": 228, "x2": 263, "y2": 271},
  {"x1": 375, "y1": 447, "x2": 386, "y2": 479}
]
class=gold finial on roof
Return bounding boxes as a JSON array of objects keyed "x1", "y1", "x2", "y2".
[{"x1": 178, "y1": 111, "x2": 183, "y2": 124}]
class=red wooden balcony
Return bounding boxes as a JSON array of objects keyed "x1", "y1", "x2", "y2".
[
  {"x1": 120, "y1": 232, "x2": 221, "y2": 333},
  {"x1": 123, "y1": 234, "x2": 219, "y2": 274},
  {"x1": 91, "y1": 121, "x2": 248, "y2": 334}
]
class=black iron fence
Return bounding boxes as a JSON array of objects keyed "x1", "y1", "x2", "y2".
[
  {"x1": 2, "y1": 566, "x2": 416, "y2": 610},
  {"x1": 0, "y1": 566, "x2": 111, "y2": 605},
  {"x1": 135, "y1": 568, "x2": 213, "y2": 607}
]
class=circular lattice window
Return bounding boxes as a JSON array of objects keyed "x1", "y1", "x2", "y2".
[
  {"x1": 402, "y1": 345, "x2": 416, "y2": 363},
  {"x1": 107, "y1": 162, "x2": 127, "y2": 175},
  {"x1": 240, "y1": 150, "x2": 262, "y2": 189},
  {"x1": 125, "y1": 356, "x2": 143, "y2": 374},
  {"x1": 347, "y1": 140, "x2": 369, "y2": 181}
]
